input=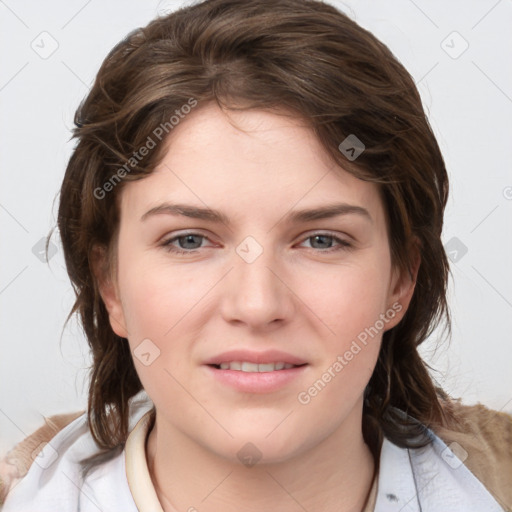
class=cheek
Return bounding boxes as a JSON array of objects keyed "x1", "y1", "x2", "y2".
[
  {"x1": 116, "y1": 261, "x2": 198, "y2": 396},
  {"x1": 301, "y1": 260, "x2": 391, "y2": 342},
  {"x1": 295, "y1": 265, "x2": 387, "y2": 410},
  {"x1": 117, "y1": 253, "x2": 206, "y2": 338}
]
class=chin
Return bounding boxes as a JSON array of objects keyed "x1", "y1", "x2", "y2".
[{"x1": 213, "y1": 425, "x2": 312, "y2": 467}]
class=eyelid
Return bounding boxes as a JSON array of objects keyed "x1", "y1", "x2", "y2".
[
  {"x1": 298, "y1": 229, "x2": 354, "y2": 243},
  {"x1": 160, "y1": 230, "x2": 216, "y2": 247},
  {"x1": 160, "y1": 229, "x2": 351, "y2": 244},
  {"x1": 296, "y1": 230, "x2": 354, "y2": 250}
]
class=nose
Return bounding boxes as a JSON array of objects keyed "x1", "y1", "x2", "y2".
[{"x1": 219, "y1": 242, "x2": 295, "y2": 330}]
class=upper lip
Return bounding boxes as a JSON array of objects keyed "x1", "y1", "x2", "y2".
[{"x1": 203, "y1": 349, "x2": 307, "y2": 366}]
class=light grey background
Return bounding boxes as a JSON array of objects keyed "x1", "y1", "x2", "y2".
[{"x1": 1, "y1": 0, "x2": 511, "y2": 456}]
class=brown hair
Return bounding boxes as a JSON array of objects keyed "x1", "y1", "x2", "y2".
[{"x1": 56, "y1": 0, "x2": 456, "y2": 463}]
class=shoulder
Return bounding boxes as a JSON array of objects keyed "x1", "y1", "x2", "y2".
[
  {"x1": 433, "y1": 397, "x2": 512, "y2": 511},
  {"x1": 0, "y1": 393, "x2": 153, "y2": 510},
  {"x1": 0, "y1": 411, "x2": 84, "y2": 505},
  {"x1": 375, "y1": 401, "x2": 511, "y2": 511}
]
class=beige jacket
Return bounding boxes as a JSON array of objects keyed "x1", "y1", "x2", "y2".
[{"x1": 1, "y1": 399, "x2": 511, "y2": 510}]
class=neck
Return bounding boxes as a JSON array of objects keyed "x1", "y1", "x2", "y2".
[{"x1": 146, "y1": 403, "x2": 377, "y2": 512}]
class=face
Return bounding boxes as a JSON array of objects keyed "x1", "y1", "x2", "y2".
[{"x1": 98, "y1": 102, "x2": 416, "y2": 463}]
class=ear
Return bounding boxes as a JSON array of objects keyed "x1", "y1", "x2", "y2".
[
  {"x1": 384, "y1": 239, "x2": 421, "y2": 331},
  {"x1": 90, "y1": 245, "x2": 129, "y2": 339}
]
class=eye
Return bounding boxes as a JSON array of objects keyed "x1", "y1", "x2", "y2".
[
  {"x1": 160, "y1": 231, "x2": 353, "y2": 255},
  {"x1": 161, "y1": 232, "x2": 211, "y2": 254},
  {"x1": 299, "y1": 232, "x2": 353, "y2": 253}
]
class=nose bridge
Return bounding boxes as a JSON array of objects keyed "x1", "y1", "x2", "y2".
[{"x1": 221, "y1": 235, "x2": 292, "y2": 326}]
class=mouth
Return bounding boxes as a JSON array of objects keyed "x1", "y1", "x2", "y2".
[
  {"x1": 203, "y1": 350, "x2": 309, "y2": 393},
  {"x1": 209, "y1": 361, "x2": 306, "y2": 372}
]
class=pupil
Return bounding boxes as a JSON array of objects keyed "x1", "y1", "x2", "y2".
[
  {"x1": 181, "y1": 235, "x2": 201, "y2": 249},
  {"x1": 313, "y1": 235, "x2": 331, "y2": 249}
]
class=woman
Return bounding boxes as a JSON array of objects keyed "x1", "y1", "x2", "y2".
[{"x1": 2, "y1": 0, "x2": 511, "y2": 510}]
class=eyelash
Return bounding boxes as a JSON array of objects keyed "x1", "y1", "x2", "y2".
[{"x1": 160, "y1": 231, "x2": 353, "y2": 255}]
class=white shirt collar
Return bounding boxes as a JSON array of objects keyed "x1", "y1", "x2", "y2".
[
  {"x1": 3, "y1": 397, "x2": 504, "y2": 512},
  {"x1": 124, "y1": 410, "x2": 379, "y2": 511},
  {"x1": 124, "y1": 407, "x2": 504, "y2": 512},
  {"x1": 375, "y1": 427, "x2": 504, "y2": 511},
  {"x1": 125, "y1": 408, "x2": 164, "y2": 511}
]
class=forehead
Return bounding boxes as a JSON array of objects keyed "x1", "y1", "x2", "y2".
[
  {"x1": 160, "y1": 101, "x2": 335, "y2": 169},
  {"x1": 119, "y1": 102, "x2": 385, "y2": 228}
]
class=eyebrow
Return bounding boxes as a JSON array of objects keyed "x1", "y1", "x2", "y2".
[{"x1": 140, "y1": 202, "x2": 373, "y2": 225}]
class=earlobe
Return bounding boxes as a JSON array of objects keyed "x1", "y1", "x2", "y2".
[{"x1": 90, "y1": 245, "x2": 129, "y2": 339}]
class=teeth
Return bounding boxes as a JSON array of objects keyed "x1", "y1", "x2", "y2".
[
  {"x1": 217, "y1": 361, "x2": 297, "y2": 372},
  {"x1": 241, "y1": 362, "x2": 259, "y2": 372}
]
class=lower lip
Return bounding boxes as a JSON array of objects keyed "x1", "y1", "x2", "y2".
[{"x1": 203, "y1": 365, "x2": 308, "y2": 393}]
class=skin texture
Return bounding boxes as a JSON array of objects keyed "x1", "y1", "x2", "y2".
[{"x1": 97, "y1": 102, "x2": 418, "y2": 512}]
